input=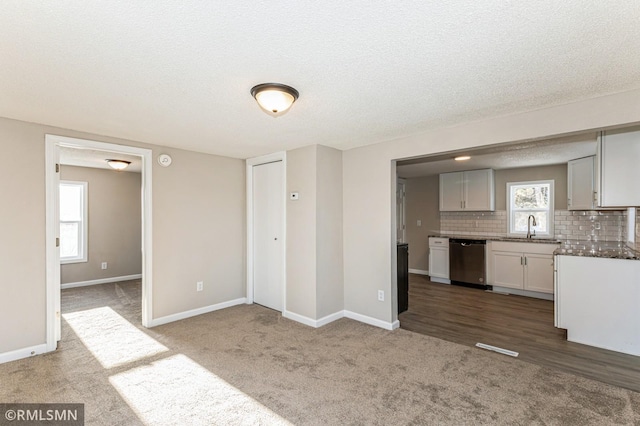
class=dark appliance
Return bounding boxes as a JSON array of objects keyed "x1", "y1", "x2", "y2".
[
  {"x1": 449, "y1": 239, "x2": 487, "y2": 287},
  {"x1": 397, "y1": 243, "x2": 409, "y2": 313}
]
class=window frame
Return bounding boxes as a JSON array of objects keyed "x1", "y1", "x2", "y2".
[
  {"x1": 59, "y1": 180, "x2": 88, "y2": 264},
  {"x1": 506, "y1": 179, "x2": 554, "y2": 238}
]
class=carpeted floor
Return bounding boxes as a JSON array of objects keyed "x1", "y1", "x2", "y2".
[{"x1": 1, "y1": 281, "x2": 639, "y2": 425}]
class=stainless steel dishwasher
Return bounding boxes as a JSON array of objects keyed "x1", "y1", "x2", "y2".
[{"x1": 449, "y1": 239, "x2": 487, "y2": 286}]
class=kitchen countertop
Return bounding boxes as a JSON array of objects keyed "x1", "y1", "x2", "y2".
[
  {"x1": 428, "y1": 233, "x2": 561, "y2": 244},
  {"x1": 554, "y1": 241, "x2": 640, "y2": 260}
]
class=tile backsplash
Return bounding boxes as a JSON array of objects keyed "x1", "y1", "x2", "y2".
[{"x1": 440, "y1": 210, "x2": 627, "y2": 242}]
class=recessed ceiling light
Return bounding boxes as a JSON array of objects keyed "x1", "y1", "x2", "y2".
[{"x1": 454, "y1": 156, "x2": 471, "y2": 161}]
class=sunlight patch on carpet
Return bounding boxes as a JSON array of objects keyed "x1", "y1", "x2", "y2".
[
  {"x1": 109, "y1": 354, "x2": 293, "y2": 425},
  {"x1": 63, "y1": 306, "x2": 168, "y2": 368}
]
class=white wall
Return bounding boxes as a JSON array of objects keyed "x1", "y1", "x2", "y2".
[
  {"x1": 343, "y1": 89, "x2": 640, "y2": 325},
  {"x1": 0, "y1": 116, "x2": 245, "y2": 355}
]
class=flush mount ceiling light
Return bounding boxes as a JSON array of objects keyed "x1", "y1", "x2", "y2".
[
  {"x1": 454, "y1": 156, "x2": 471, "y2": 161},
  {"x1": 250, "y1": 83, "x2": 299, "y2": 117},
  {"x1": 106, "y1": 159, "x2": 131, "y2": 170}
]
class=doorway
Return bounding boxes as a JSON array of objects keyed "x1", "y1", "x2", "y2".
[
  {"x1": 45, "y1": 135, "x2": 153, "y2": 353},
  {"x1": 246, "y1": 152, "x2": 286, "y2": 313}
]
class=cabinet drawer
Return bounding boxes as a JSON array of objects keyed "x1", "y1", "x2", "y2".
[{"x1": 429, "y1": 237, "x2": 449, "y2": 247}]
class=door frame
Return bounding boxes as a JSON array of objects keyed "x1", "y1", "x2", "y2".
[
  {"x1": 245, "y1": 151, "x2": 287, "y2": 312},
  {"x1": 45, "y1": 134, "x2": 153, "y2": 352}
]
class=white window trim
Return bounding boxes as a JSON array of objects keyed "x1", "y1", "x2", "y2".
[
  {"x1": 506, "y1": 179, "x2": 555, "y2": 238},
  {"x1": 60, "y1": 180, "x2": 88, "y2": 264}
]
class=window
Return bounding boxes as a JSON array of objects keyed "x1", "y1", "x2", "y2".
[
  {"x1": 60, "y1": 181, "x2": 88, "y2": 263},
  {"x1": 507, "y1": 180, "x2": 554, "y2": 237}
]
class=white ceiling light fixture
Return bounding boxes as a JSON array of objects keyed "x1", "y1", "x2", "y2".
[
  {"x1": 106, "y1": 159, "x2": 131, "y2": 170},
  {"x1": 454, "y1": 156, "x2": 471, "y2": 161},
  {"x1": 250, "y1": 83, "x2": 299, "y2": 117}
]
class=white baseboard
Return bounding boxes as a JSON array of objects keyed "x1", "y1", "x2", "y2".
[
  {"x1": 344, "y1": 310, "x2": 398, "y2": 331},
  {"x1": 409, "y1": 269, "x2": 429, "y2": 275},
  {"x1": 431, "y1": 277, "x2": 451, "y2": 284},
  {"x1": 491, "y1": 286, "x2": 554, "y2": 301},
  {"x1": 0, "y1": 343, "x2": 48, "y2": 365},
  {"x1": 61, "y1": 274, "x2": 142, "y2": 289},
  {"x1": 283, "y1": 310, "x2": 344, "y2": 328},
  {"x1": 148, "y1": 298, "x2": 247, "y2": 327}
]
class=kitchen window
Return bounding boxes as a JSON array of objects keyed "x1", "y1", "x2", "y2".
[
  {"x1": 507, "y1": 180, "x2": 554, "y2": 237},
  {"x1": 60, "y1": 181, "x2": 88, "y2": 263}
]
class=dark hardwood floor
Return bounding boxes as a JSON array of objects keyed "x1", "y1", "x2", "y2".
[{"x1": 399, "y1": 274, "x2": 640, "y2": 393}]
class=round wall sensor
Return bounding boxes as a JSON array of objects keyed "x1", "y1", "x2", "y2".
[{"x1": 158, "y1": 154, "x2": 172, "y2": 167}]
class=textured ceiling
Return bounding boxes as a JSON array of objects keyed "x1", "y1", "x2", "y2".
[
  {"x1": 397, "y1": 133, "x2": 597, "y2": 178},
  {"x1": 59, "y1": 147, "x2": 142, "y2": 173},
  {"x1": 1, "y1": 1, "x2": 639, "y2": 159}
]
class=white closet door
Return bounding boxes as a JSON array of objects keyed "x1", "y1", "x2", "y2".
[{"x1": 252, "y1": 161, "x2": 284, "y2": 311}]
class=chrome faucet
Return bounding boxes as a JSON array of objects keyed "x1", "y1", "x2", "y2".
[{"x1": 527, "y1": 215, "x2": 537, "y2": 238}]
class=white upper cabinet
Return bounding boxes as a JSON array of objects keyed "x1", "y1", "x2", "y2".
[
  {"x1": 597, "y1": 128, "x2": 640, "y2": 207},
  {"x1": 567, "y1": 156, "x2": 596, "y2": 210},
  {"x1": 439, "y1": 169, "x2": 495, "y2": 211}
]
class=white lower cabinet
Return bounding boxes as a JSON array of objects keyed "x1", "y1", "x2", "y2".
[
  {"x1": 488, "y1": 241, "x2": 558, "y2": 295},
  {"x1": 555, "y1": 255, "x2": 640, "y2": 356},
  {"x1": 428, "y1": 237, "x2": 450, "y2": 283}
]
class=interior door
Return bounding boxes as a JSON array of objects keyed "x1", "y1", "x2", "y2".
[{"x1": 252, "y1": 161, "x2": 284, "y2": 311}]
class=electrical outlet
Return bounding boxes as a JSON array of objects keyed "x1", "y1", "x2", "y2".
[
  {"x1": 101, "y1": 262, "x2": 108, "y2": 270},
  {"x1": 377, "y1": 290, "x2": 384, "y2": 302},
  {"x1": 196, "y1": 281, "x2": 203, "y2": 292},
  {"x1": 417, "y1": 220, "x2": 422, "y2": 227}
]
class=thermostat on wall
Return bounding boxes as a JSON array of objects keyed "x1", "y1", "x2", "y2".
[{"x1": 158, "y1": 154, "x2": 172, "y2": 167}]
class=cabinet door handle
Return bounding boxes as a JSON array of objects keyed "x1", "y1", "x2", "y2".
[
  {"x1": 460, "y1": 200, "x2": 463, "y2": 208},
  {"x1": 524, "y1": 256, "x2": 527, "y2": 266}
]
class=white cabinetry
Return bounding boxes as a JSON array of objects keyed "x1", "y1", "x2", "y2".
[
  {"x1": 597, "y1": 128, "x2": 640, "y2": 207},
  {"x1": 555, "y1": 255, "x2": 640, "y2": 356},
  {"x1": 428, "y1": 237, "x2": 450, "y2": 284},
  {"x1": 567, "y1": 156, "x2": 596, "y2": 210},
  {"x1": 439, "y1": 169, "x2": 495, "y2": 211},
  {"x1": 488, "y1": 241, "x2": 557, "y2": 296}
]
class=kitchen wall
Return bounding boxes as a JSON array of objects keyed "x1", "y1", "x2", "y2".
[
  {"x1": 494, "y1": 164, "x2": 568, "y2": 210},
  {"x1": 440, "y1": 209, "x2": 627, "y2": 242},
  {"x1": 405, "y1": 175, "x2": 439, "y2": 272},
  {"x1": 60, "y1": 165, "x2": 142, "y2": 284}
]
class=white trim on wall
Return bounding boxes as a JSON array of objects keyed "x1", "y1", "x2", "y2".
[
  {"x1": 409, "y1": 269, "x2": 429, "y2": 275},
  {"x1": 282, "y1": 310, "x2": 344, "y2": 328},
  {"x1": 344, "y1": 310, "x2": 400, "y2": 331},
  {"x1": 45, "y1": 134, "x2": 153, "y2": 356},
  {"x1": 61, "y1": 274, "x2": 143, "y2": 289},
  {"x1": 148, "y1": 298, "x2": 247, "y2": 327},
  {"x1": 0, "y1": 344, "x2": 48, "y2": 365},
  {"x1": 245, "y1": 152, "x2": 287, "y2": 312}
]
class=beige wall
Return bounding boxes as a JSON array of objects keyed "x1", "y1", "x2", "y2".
[
  {"x1": 0, "y1": 116, "x2": 245, "y2": 354},
  {"x1": 286, "y1": 145, "x2": 344, "y2": 321},
  {"x1": 286, "y1": 145, "x2": 318, "y2": 319},
  {"x1": 494, "y1": 164, "x2": 568, "y2": 211},
  {"x1": 405, "y1": 175, "x2": 439, "y2": 271},
  {"x1": 315, "y1": 145, "x2": 344, "y2": 318},
  {"x1": 343, "y1": 88, "x2": 640, "y2": 325},
  {"x1": 60, "y1": 166, "x2": 142, "y2": 284}
]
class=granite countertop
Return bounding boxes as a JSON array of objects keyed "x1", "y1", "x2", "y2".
[
  {"x1": 554, "y1": 241, "x2": 640, "y2": 260},
  {"x1": 428, "y1": 233, "x2": 561, "y2": 244}
]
